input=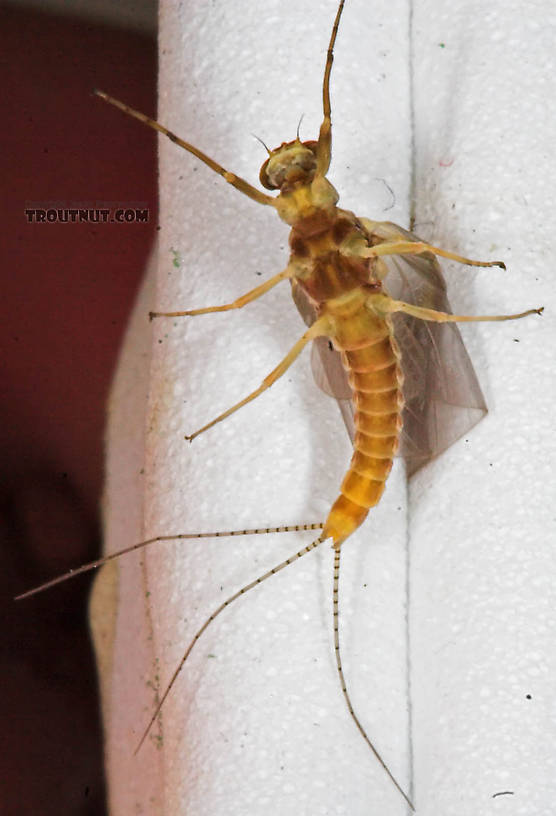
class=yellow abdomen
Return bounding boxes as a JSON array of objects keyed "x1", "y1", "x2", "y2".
[{"x1": 323, "y1": 311, "x2": 403, "y2": 546}]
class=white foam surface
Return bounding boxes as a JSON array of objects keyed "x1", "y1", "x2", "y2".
[
  {"x1": 103, "y1": 1, "x2": 555, "y2": 814},
  {"x1": 409, "y1": 2, "x2": 556, "y2": 814}
]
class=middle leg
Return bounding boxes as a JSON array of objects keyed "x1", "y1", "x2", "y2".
[{"x1": 150, "y1": 267, "x2": 292, "y2": 320}]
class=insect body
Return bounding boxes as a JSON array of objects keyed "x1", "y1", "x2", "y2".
[
  {"x1": 19, "y1": 1, "x2": 542, "y2": 812},
  {"x1": 96, "y1": 6, "x2": 539, "y2": 796}
]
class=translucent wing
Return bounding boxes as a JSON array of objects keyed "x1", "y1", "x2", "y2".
[
  {"x1": 291, "y1": 277, "x2": 355, "y2": 437},
  {"x1": 292, "y1": 221, "x2": 487, "y2": 476}
]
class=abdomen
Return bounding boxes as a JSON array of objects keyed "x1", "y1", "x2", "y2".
[{"x1": 323, "y1": 315, "x2": 404, "y2": 547}]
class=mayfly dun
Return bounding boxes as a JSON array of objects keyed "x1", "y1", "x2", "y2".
[{"x1": 17, "y1": 1, "x2": 543, "y2": 813}]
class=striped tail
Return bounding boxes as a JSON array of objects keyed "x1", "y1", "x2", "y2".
[{"x1": 323, "y1": 334, "x2": 404, "y2": 546}]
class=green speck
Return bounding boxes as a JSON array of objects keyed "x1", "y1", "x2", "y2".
[
  {"x1": 169, "y1": 247, "x2": 181, "y2": 268},
  {"x1": 438, "y1": 42, "x2": 445, "y2": 48}
]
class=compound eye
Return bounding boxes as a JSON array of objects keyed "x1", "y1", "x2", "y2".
[{"x1": 259, "y1": 157, "x2": 276, "y2": 190}]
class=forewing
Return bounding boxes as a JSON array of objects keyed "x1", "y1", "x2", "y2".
[
  {"x1": 389, "y1": 258, "x2": 486, "y2": 474},
  {"x1": 291, "y1": 279, "x2": 355, "y2": 439},
  {"x1": 371, "y1": 222, "x2": 487, "y2": 474},
  {"x1": 291, "y1": 224, "x2": 487, "y2": 475}
]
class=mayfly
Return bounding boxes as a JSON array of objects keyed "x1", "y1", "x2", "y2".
[{"x1": 17, "y1": 0, "x2": 542, "y2": 811}]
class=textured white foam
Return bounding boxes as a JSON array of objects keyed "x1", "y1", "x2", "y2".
[
  {"x1": 103, "y1": 1, "x2": 555, "y2": 814},
  {"x1": 408, "y1": 1, "x2": 555, "y2": 814}
]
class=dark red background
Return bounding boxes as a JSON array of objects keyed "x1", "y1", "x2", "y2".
[{"x1": 1, "y1": 6, "x2": 157, "y2": 813}]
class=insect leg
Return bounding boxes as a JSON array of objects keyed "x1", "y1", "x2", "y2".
[
  {"x1": 315, "y1": 0, "x2": 346, "y2": 176},
  {"x1": 363, "y1": 240, "x2": 506, "y2": 269},
  {"x1": 150, "y1": 267, "x2": 292, "y2": 319},
  {"x1": 94, "y1": 90, "x2": 276, "y2": 208},
  {"x1": 185, "y1": 316, "x2": 331, "y2": 441},
  {"x1": 372, "y1": 294, "x2": 543, "y2": 324}
]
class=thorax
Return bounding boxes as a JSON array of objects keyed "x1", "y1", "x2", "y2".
[{"x1": 288, "y1": 207, "x2": 376, "y2": 306}]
